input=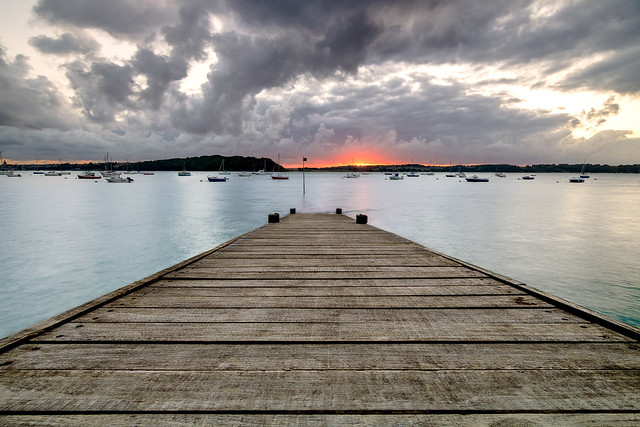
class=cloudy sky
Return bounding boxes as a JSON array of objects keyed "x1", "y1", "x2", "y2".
[{"x1": 1, "y1": 0, "x2": 639, "y2": 167}]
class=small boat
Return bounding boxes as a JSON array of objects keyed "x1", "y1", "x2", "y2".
[
  {"x1": 237, "y1": 172, "x2": 252, "y2": 177},
  {"x1": 569, "y1": 176, "x2": 585, "y2": 183},
  {"x1": 44, "y1": 171, "x2": 62, "y2": 176},
  {"x1": 33, "y1": 171, "x2": 44, "y2": 175},
  {"x1": 78, "y1": 171, "x2": 101, "y2": 179},
  {"x1": 521, "y1": 175, "x2": 535, "y2": 180},
  {"x1": 466, "y1": 175, "x2": 489, "y2": 182},
  {"x1": 207, "y1": 176, "x2": 228, "y2": 182},
  {"x1": 579, "y1": 161, "x2": 589, "y2": 179},
  {"x1": 383, "y1": 172, "x2": 393, "y2": 175},
  {"x1": 143, "y1": 172, "x2": 155, "y2": 175},
  {"x1": 106, "y1": 176, "x2": 134, "y2": 183},
  {"x1": 271, "y1": 154, "x2": 289, "y2": 180},
  {"x1": 344, "y1": 172, "x2": 360, "y2": 178},
  {"x1": 406, "y1": 172, "x2": 420, "y2": 177},
  {"x1": 178, "y1": 160, "x2": 191, "y2": 176},
  {"x1": 218, "y1": 159, "x2": 231, "y2": 175},
  {"x1": 389, "y1": 173, "x2": 404, "y2": 180},
  {"x1": 6, "y1": 172, "x2": 21, "y2": 177},
  {"x1": 446, "y1": 163, "x2": 456, "y2": 177},
  {"x1": 252, "y1": 160, "x2": 269, "y2": 175},
  {"x1": 495, "y1": 171, "x2": 506, "y2": 177}
]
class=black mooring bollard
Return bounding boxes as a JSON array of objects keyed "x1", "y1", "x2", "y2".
[
  {"x1": 268, "y1": 213, "x2": 280, "y2": 223},
  {"x1": 336, "y1": 208, "x2": 342, "y2": 214},
  {"x1": 290, "y1": 208, "x2": 296, "y2": 214},
  {"x1": 356, "y1": 214, "x2": 368, "y2": 224}
]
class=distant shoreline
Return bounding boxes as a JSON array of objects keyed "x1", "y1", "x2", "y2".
[{"x1": 2, "y1": 155, "x2": 639, "y2": 174}]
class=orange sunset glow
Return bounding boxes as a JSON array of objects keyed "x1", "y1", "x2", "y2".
[{"x1": 283, "y1": 151, "x2": 406, "y2": 168}]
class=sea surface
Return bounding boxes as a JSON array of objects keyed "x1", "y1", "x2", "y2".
[{"x1": 1, "y1": 171, "x2": 639, "y2": 338}]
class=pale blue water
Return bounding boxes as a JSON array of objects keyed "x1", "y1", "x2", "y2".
[{"x1": 1, "y1": 171, "x2": 639, "y2": 338}]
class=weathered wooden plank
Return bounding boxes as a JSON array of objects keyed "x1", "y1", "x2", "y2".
[
  {"x1": 2, "y1": 370, "x2": 639, "y2": 412},
  {"x1": 203, "y1": 252, "x2": 452, "y2": 259},
  {"x1": 70, "y1": 307, "x2": 587, "y2": 324},
  {"x1": 33, "y1": 321, "x2": 629, "y2": 342},
  {"x1": 125, "y1": 285, "x2": 525, "y2": 298},
  {"x1": 166, "y1": 266, "x2": 488, "y2": 279},
  {"x1": 105, "y1": 294, "x2": 549, "y2": 308},
  {"x1": 3, "y1": 414, "x2": 639, "y2": 426},
  {"x1": 243, "y1": 231, "x2": 401, "y2": 238},
  {"x1": 178, "y1": 266, "x2": 475, "y2": 273},
  {"x1": 191, "y1": 256, "x2": 461, "y2": 267},
  {"x1": 228, "y1": 237, "x2": 418, "y2": 245},
  {"x1": 4, "y1": 343, "x2": 638, "y2": 371},
  {"x1": 217, "y1": 247, "x2": 429, "y2": 255},
  {"x1": 153, "y1": 277, "x2": 503, "y2": 288}
]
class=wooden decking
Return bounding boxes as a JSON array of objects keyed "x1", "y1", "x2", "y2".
[{"x1": 1, "y1": 213, "x2": 639, "y2": 425}]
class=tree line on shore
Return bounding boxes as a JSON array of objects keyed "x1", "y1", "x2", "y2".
[
  {"x1": 4, "y1": 156, "x2": 639, "y2": 174},
  {"x1": 303, "y1": 163, "x2": 640, "y2": 174},
  {"x1": 5, "y1": 155, "x2": 277, "y2": 172}
]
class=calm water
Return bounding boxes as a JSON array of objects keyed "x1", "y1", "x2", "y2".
[{"x1": 1, "y1": 171, "x2": 639, "y2": 338}]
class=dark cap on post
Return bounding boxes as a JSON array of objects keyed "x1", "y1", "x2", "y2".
[
  {"x1": 268, "y1": 213, "x2": 280, "y2": 223},
  {"x1": 290, "y1": 208, "x2": 296, "y2": 214},
  {"x1": 356, "y1": 214, "x2": 368, "y2": 224},
  {"x1": 336, "y1": 208, "x2": 342, "y2": 214}
]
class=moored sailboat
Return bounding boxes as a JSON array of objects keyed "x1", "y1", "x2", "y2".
[{"x1": 271, "y1": 154, "x2": 289, "y2": 180}]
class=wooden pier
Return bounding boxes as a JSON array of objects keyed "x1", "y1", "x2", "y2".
[{"x1": 1, "y1": 213, "x2": 639, "y2": 425}]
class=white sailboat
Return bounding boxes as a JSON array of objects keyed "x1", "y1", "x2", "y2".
[
  {"x1": 253, "y1": 159, "x2": 269, "y2": 175},
  {"x1": 106, "y1": 175, "x2": 134, "y2": 183}
]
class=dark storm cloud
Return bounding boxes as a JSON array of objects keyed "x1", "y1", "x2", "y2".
[
  {"x1": 65, "y1": 59, "x2": 135, "y2": 123},
  {"x1": 365, "y1": 0, "x2": 640, "y2": 95},
  {"x1": 34, "y1": 0, "x2": 178, "y2": 37},
  {"x1": 3, "y1": 0, "x2": 638, "y2": 163},
  {"x1": 29, "y1": 33, "x2": 99, "y2": 55},
  {"x1": 171, "y1": 4, "x2": 382, "y2": 135},
  {"x1": 560, "y1": 46, "x2": 640, "y2": 95},
  {"x1": 162, "y1": 4, "x2": 212, "y2": 61},
  {"x1": 0, "y1": 47, "x2": 77, "y2": 130},
  {"x1": 132, "y1": 49, "x2": 188, "y2": 109}
]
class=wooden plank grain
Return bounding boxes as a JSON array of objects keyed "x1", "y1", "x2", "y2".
[
  {"x1": 2, "y1": 414, "x2": 639, "y2": 426},
  {"x1": 33, "y1": 321, "x2": 630, "y2": 342},
  {"x1": 70, "y1": 307, "x2": 587, "y2": 324},
  {"x1": 105, "y1": 294, "x2": 550, "y2": 308},
  {"x1": 2, "y1": 370, "x2": 639, "y2": 412},
  {"x1": 124, "y1": 284, "x2": 525, "y2": 298},
  {"x1": 3, "y1": 342, "x2": 639, "y2": 371},
  {"x1": 153, "y1": 277, "x2": 503, "y2": 288},
  {"x1": 165, "y1": 267, "x2": 488, "y2": 280},
  {"x1": 190, "y1": 256, "x2": 461, "y2": 267}
]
